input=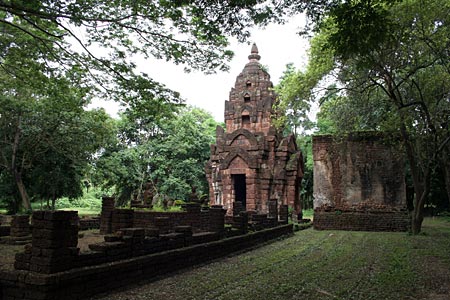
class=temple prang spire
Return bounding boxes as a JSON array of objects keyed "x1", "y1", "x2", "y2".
[
  {"x1": 206, "y1": 43, "x2": 304, "y2": 217},
  {"x1": 248, "y1": 43, "x2": 261, "y2": 61}
]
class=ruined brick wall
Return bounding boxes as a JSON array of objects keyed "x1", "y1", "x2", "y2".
[
  {"x1": 313, "y1": 133, "x2": 409, "y2": 231},
  {"x1": 98, "y1": 200, "x2": 211, "y2": 234},
  {"x1": 133, "y1": 210, "x2": 209, "y2": 232},
  {"x1": 314, "y1": 210, "x2": 410, "y2": 232},
  {"x1": 78, "y1": 217, "x2": 100, "y2": 230},
  {"x1": 2, "y1": 223, "x2": 293, "y2": 300}
]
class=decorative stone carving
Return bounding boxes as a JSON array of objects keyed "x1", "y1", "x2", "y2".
[{"x1": 206, "y1": 44, "x2": 304, "y2": 215}]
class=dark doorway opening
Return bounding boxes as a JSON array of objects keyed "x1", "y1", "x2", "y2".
[{"x1": 232, "y1": 174, "x2": 246, "y2": 208}]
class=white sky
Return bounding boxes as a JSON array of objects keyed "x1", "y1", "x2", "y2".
[{"x1": 89, "y1": 14, "x2": 311, "y2": 122}]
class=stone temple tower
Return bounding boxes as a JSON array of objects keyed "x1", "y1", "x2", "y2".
[{"x1": 205, "y1": 43, "x2": 304, "y2": 215}]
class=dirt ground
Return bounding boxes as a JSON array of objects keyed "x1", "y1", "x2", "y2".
[{"x1": 0, "y1": 229, "x2": 104, "y2": 271}]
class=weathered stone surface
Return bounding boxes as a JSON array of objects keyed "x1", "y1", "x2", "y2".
[
  {"x1": 10, "y1": 215, "x2": 30, "y2": 237},
  {"x1": 206, "y1": 44, "x2": 304, "y2": 218},
  {"x1": 314, "y1": 210, "x2": 410, "y2": 232},
  {"x1": 100, "y1": 196, "x2": 115, "y2": 234},
  {"x1": 312, "y1": 133, "x2": 409, "y2": 231},
  {"x1": 1, "y1": 224, "x2": 293, "y2": 300},
  {"x1": 15, "y1": 211, "x2": 79, "y2": 274}
]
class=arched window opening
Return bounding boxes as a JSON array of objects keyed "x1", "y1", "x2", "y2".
[
  {"x1": 241, "y1": 109, "x2": 250, "y2": 124},
  {"x1": 244, "y1": 93, "x2": 251, "y2": 102},
  {"x1": 246, "y1": 81, "x2": 251, "y2": 87}
]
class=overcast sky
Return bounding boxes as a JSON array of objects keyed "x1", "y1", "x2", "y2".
[{"x1": 89, "y1": 14, "x2": 310, "y2": 122}]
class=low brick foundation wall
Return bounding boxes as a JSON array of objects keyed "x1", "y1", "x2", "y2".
[
  {"x1": 0, "y1": 224, "x2": 292, "y2": 300},
  {"x1": 78, "y1": 217, "x2": 100, "y2": 231},
  {"x1": 133, "y1": 210, "x2": 209, "y2": 232},
  {"x1": 313, "y1": 210, "x2": 410, "y2": 232},
  {"x1": 0, "y1": 226, "x2": 10, "y2": 237}
]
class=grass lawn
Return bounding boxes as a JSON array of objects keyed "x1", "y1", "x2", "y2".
[
  {"x1": 93, "y1": 217, "x2": 450, "y2": 300},
  {"x1": 59, "y1": 207, "x2": 101, "y2": 216}
]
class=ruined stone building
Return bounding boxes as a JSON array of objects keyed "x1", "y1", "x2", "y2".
[
  {"x1": 313, "y1": 133, "x2": 410, "y2": 231},
  {"x1": 205, "y1": 44, "x2": 304, "y2": 215}
]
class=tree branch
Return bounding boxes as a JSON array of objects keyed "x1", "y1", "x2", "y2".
[{"x1": 0, "y1": 19, "x2": 55, "y2": 43}]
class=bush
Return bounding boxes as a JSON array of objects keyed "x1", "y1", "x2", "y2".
[{"x1": 174, "y1": 200, "x2": 186, "y2": 206}]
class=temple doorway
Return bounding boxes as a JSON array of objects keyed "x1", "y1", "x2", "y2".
[{"x1": 232, "y1": 174, "x2": 246, "y2": 208}]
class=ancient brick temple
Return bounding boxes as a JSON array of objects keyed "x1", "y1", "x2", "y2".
[
  {"x1": 312, "y1": 133, "x2": 410, "y2": 231},
  {"x1": 205, "y1": 44, "x2": 304, "y2": 215}
]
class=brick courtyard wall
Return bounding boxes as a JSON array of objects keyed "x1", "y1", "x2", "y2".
[
  {"x1": 0, "y1": 225, "x2": 10, "y2": 237},
  {"x1": 111, "y1": 209, "x2": 134, "y2": 233},
  {"x1": 133, "y1": 210, "x2": 211, "y2": 233},
  {"x1": 78, "y1": 217, "x2": 100, "y2": 231},
  {"x1": 208, "y1": 205, "x2": 226, "y2": 234},
  {"x1": 10, "y1": 216, "x2": 30, "y2": 238},
  {"x1": 1, "y1": 224, "x2": 293, "y2": 300},
  {"x1": 313, "y1": 210, "x2": 410, "y2": 232}
]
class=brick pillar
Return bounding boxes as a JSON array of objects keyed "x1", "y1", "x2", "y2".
[
  {"x1": 208, "y1": 205, "x2": 226, "y2": 234},
  {"x1": 111, "y1": 209, "x2": 134, "y2": 233},
  {"x1": 268, "y1": 200, "x2": 278, "y2": 218},
  {"x1": 279, "y1": 205, "x2": 289, "y2": 224},
  {"x1": 250, "y1": 213, "x2": 267, "y2": 230},
  {"x1": 100, "y1": 196, "x2": 115, "y2": 234},
  {"x1": 15, "y1": 211, "x2": 79, "y2": 274},
  {"x1": 232, "y1": 211, "x2": 249, "y2": 234},
  {"x1": 10, "y1": 215, "x2": 30, "y2": 237},
  {"x1": 267, "y1": 200, "x2": 278, "y2": 227},
  {"x1": 233, "y1": 201, "x2": 243, "y2": 216},
  {"x1": 185, "y1": 203, "x2": 201, "y2": 230}
]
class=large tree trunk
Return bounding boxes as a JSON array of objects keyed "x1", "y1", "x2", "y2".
[
  {"x1": 11, "y1": 114, "x2": 31, "y2": 211},
  {"x1": 409, "y1": 162, "x2": 431, "y2": 234},
  {"x1": 440, "y1": 148, "x2": 450, "y2": 207},
  {"x1": 14, "y1": 170, "x2": 31, "y2": 211},
  {"x1": 411, "y1": 189, "x2": 426, "y2": 234},
  {"x1": 399, "y1": 122, "x2": 429, "y2": 234}
]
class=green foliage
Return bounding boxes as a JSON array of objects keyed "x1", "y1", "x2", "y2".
[
  {"x1": 297, "y1": 136, "x2": 314, "y2": 210},
  {"x1": 0, "y1": 63, "x2": 114, "y2": 212},
  {"x1": 0, "y1": 171, "x2": 19, "y2": 214},
  {"x1": 30, "y1": 187, "x2": 104, "y2": 215},
  {"x1": 149, "y1": 205, "x2": 183, "y2": 213},
  {"x1": 54, "y1": 188, "x2": 103, "y2": 210},
  {"x1": 94, "y1": 106, "x2": 218, "y2": 205},
  {"x1": 301, "y1": 0, "x2": 450, "y2": 233},
  {"x1": 0, "y1": 0, "x2": 311, "y2": 110}
]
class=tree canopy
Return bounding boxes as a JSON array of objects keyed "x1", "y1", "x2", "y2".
[
  {"x1": 278, "y1": 0, "x2": 450, "y2": 233},
  {"x1": 0, "y1": 65, "x2": 114, "y2": 212},
  {"x1": 0, "y1": 0, "x2": 314, "y2": 104},
  {"x1": 94, "y1": 106, "x2": 218, "y2": 205}
]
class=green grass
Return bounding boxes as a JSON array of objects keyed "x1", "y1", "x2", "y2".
[
  {"x1": 94, "y1": 217, "x2": 450, "y2": 300},
  {"x1": 30, "y1": 187, "x2": 103, "y2": 216},
  {"x1": 303, "y1": 208, "x2": 314, "y2": 219}
]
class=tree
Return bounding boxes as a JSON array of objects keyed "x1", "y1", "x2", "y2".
[
  {"x1": 274, "y1": 64, "x2": 312, "y2": 136},
  {"x1": 299, "y1": 0, "x2": 450, "y2": 233},
  {"x1": 94, "y1": 106, "x2": 218, "y2": 204},
  {"x1": 0, "y1": 0, "x2": 313, "y2": 105},
  {"x1": 0, "y1": 64, "x2": 113, "y2": 211}
]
